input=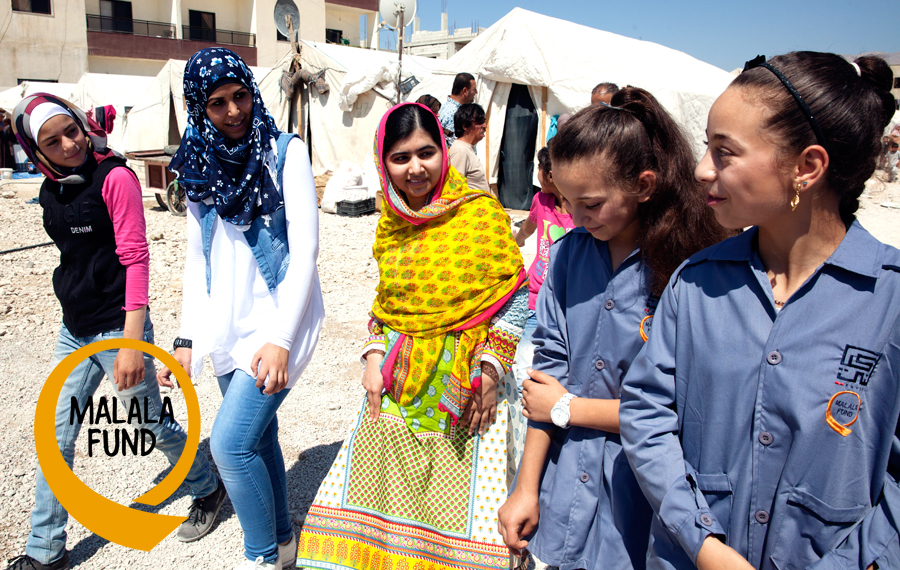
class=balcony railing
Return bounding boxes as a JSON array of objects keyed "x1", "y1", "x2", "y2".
[
  {"x1": 86, "y1": 14, "x2": 175, "y2": 39},
  {"x1": 182, "y1": 25, "x2": 255, "y2": 47}
]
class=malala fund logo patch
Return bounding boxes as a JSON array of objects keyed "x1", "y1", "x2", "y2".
[{"x1": 34, "y1": 339, "x2": 200, "y2": 551}]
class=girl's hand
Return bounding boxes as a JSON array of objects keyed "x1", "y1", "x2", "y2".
[
  {"x1": 696, "y1": 536, "x2": 754, "y2": 570},
  {"x1": 113, "y1": 348, "x2": 145, "y2": 391},
  {"x1": 497, "y1": 489, "x2": 540, "y2": 556},
  {"x1": 462, "y1": 363, "x2": 499, "y2": 436},
  {"x1": 521, "y1": 369, "x2": 568, "y2": 423},
  {"x1": 251, "y1": 343, "x2": 290, "y2": 395},
  {"x1": 157, "y1": 347, "x2": 192, "y2": 388},
  {"x1": 362, "y1": 351, "x2": 385, "y2": 421}
]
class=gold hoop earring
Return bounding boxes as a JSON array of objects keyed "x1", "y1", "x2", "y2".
[{"x1": 791, "y1": 183, "x2": 802, "y2": 211}]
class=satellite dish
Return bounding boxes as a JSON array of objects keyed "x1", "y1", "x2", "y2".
[
  {"x1": 274, "y1": 0, "x2": 300, "y2": 41},
  {"x1": 378, "y1": 0, "x2": 417, "y2": 30}
]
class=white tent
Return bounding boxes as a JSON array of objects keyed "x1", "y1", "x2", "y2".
[
  {"x1": 126, "y1": 60, "x2": 270, "y2": 152},
  {"x1": 68, "y1": 73, "x2": 154, "y2": 152},
  {"x1": 257, "y1": 41, "x2": 445, "y2": 176},
  {"x1": 124, "y1": 60, "x2": 188, "y2": 152},
  {"x1": 408, "y1": 8, "x2": 735, "y2": 204}
]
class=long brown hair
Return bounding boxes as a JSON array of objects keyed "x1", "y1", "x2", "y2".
[{"x1": 551, "y1": 86, "x2": 732, "y2": 296}]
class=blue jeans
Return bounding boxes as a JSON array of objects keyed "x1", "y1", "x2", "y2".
[
  {"x1": 26, "y1": 315, "x2": 219, "y2": 565},
  {"x1": 211, "y1": 369, "x2": 291, "y2": 563}
]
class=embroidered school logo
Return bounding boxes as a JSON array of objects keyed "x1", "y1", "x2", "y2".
[
  {"x1": 34, "y1": 339, "x2": 201, "y2": 551},
  {"x1": 826, "y1": 391, "x2": 861, "y2": 436},
  {"x1": 836, "y1": 345, "x2": 881, "y2": 386},
  {"x1": 639, "y1": 295, "x2": 660, "y2": 342}
]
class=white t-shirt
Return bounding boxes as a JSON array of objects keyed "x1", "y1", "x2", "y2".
[{"x1": 180, "y1": 138, "x2": 324, "y2": 388}]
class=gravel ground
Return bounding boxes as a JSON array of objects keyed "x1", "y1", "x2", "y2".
[{"x1": 0, "y1": 170, "x2": 897, "y2": 569}]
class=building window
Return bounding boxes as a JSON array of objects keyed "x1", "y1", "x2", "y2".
[
  {"x1": 188, "y1": 10, "x2": 216, "y2": 42},
  {"x1": 17, "y1": 78, "x2": 56, "y2": 84},
  {"x1": 894, "y1": 78, "x2": 900, "y2": 89},
  {"x1": 325, "y1": 28, "x2": 342, "y2": 44},
  {"x1": 277, "y1": 29, "x2": 288, "y2": 42},
  {"x1": 99, "y1": 0, "x2": 132, "y2": 33},
  {"x1": 11, "y1": 0, "x2": 51, "y2": 14}
]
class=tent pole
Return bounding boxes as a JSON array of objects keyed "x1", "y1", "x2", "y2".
[
  {"x1": 396, "y1": 9, "x2": 405, "y2": 105},
  {"x1": 485, "y1": 99, "x2": 491, "y2": 194},
  {"x1": 540, "y1": 86, "x2": 548, "y2": 149}
]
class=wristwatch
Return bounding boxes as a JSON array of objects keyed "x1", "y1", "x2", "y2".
[
  {"x1": 173, "y1": 337, "x2": 192, "y2": 350},
  {"x1": 550, "y1": 393, "x2": 576, "y2": 428}
]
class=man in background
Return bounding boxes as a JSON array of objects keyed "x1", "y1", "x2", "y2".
[
  {"x1": 590, "y1": 82, "x2": 619, "y2": 106},
  {"x1": 439, "y1": 72, "x2": 477, "y2": 147},
  {"x1": 449, "y1": 103, "x2": 489, "y2": 193}
]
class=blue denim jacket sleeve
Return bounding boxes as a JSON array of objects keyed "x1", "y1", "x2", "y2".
[
  {"x1": 528, "y1": 238, "x2": 570, "y2": 432},
  {"x1": 620, "y1": 264, "x2": 725, "y2": 564}
]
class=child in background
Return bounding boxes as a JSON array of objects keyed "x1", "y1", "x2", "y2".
[
  {"x1": 886, "y1": 139, "x2": 899, "y2": 181},
  {"x1": 506, "y1": 147, "x2": 574, "y2": 474}
]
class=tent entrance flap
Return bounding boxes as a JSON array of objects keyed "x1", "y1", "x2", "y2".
[{"x1": 498, "y1": 83, "x2": 537, "y2": 210}]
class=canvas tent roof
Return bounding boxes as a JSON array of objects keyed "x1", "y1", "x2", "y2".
[
  {"x1": 0, "y1": 82, "x2": 78, "y2": 115},
  {"x1": 409, "y1": 8, "x2": 735, "y2": 186},
  {"x1": 258, "y1": 41, "x2": 444, "y2": 176},
  {"x1": 68, "y1": 73, "x2": 155, "y2": 152},
  {"x1": 125, "y1": 60, "x2": 269, "y2": 152}
]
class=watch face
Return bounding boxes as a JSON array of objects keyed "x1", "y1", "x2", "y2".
[{"x1": 551, "y1": 406, "x2": 568, "y2": 426}]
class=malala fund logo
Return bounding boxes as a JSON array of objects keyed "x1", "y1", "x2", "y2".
[{"x1": 34, "y1": 339, "x2": 200, "y2": 551}]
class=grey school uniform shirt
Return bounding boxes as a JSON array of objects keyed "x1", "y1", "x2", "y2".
[
  {"x1": 525, "y1": 227, "x2": 654, "y2": 570},
  {"x1": 620, "y1": 222, "x2": 900, "y2": 570}
]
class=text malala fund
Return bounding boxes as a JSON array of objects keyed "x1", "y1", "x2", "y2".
[{"x1": 68, "y1": 395, "x2": 175, "y2": 457}]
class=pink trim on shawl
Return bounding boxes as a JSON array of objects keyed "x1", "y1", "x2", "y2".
[
  {"x1": 376, "y1": 102, "x2": 451, "y2": 226},
  {"x1": 380, "y1": 333, "x2": 405, "y2": 393}
]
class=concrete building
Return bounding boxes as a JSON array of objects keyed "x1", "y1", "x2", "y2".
[
  {"x1": 0, "y1": 0, "x2": 377, "y2": 88},
  {"x1": 406, "y1": 12, "x2": 483, "y2": 59}
]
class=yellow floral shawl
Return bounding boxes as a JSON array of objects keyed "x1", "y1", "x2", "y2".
[{"x1": 372, "y1": 103, "x2": 525, "y2": 421}]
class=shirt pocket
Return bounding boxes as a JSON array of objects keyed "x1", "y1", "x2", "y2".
[
  {"x1": 769, "y1": 487, "x2": 869, "y2": 570},
  {"x1": 696, "y1": 473, "x2": 734, "y2": 538}
]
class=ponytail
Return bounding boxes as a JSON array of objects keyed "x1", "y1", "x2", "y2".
[{"x1": 552, "y1": 87, "x2": 732, "y2": 296}]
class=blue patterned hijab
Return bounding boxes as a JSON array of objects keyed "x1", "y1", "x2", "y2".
[{"x1": 170, "y1": 48, "x2": 282, "y2": 227}]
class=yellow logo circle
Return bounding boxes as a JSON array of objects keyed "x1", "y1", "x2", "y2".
[{"x1": 34, "y1": 339, "x2": 200, "y2": 551}]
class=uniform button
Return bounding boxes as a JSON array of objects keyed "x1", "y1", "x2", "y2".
[
  {"x1": 594, "y1": 359, "x2": 605, "y2": 370},
  {"x1": 699, "y1": 514, "x2": 714, "y2": 526},
  {"x1": 580, "y1": 472, "x2": 590, "y2": 483},
  {"x1": 758, "y1": 432, "x2": 773, "y2": 445},
  {"x1": 755, "y1": 510, "x2": 770, "y2": 524},
  {"x1": 604, "y1": 299, "x2": 615, "y2": 310},
  {"x1": 766, "y1": 351, "x2": 782, "y2": 365}
]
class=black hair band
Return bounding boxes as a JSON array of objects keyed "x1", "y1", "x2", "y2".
[{"x1": 743, "y1": 55, "x2": 830, "y2": 156}]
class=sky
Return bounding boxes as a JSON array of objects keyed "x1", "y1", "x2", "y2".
[{"x1": 375, "y1": 0, "x2": 900, "y2": 72}]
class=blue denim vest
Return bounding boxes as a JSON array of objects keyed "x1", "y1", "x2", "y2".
[{"x1": 199, "y1": 133, "x2": 298, "y2": 293}]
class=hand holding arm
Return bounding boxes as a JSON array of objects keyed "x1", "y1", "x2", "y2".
[{"x1": 523, "y1": 369, "x2": 620, "y2": 432}]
